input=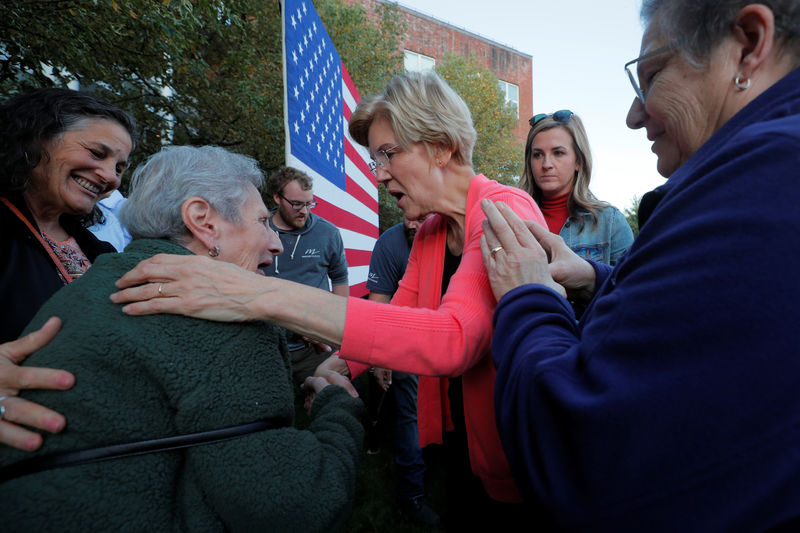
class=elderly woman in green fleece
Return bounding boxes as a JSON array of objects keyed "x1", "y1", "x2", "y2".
[{"x1": 0, "y1": 145, "x2": 363, "y2": 532}]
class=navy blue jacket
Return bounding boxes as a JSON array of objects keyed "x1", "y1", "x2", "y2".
[{"x1": 492, "y1": 67, "x2": 800, "y2": 531}]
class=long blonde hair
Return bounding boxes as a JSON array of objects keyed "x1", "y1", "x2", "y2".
[{"x1": 519, "y1": 112, "x2": 607, "y2": 231}]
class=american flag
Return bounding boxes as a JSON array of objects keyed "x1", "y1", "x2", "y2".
[{"x1": 281, "y1": 0, "x2": 379, "y2": 297}]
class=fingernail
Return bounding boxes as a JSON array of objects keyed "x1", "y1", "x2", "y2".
[
  {"x1": 57, "y1": 373, "x2": 75, "y2": 388},
  {"x1": 47, "y1": 416, "x2": 65, "y2": 433}
]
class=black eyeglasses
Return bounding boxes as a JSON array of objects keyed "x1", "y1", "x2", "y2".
[
  {"x1": 529, "y1": 109, "x2": 574, "y2": 128},
  {"x1": 278, "y1": 192, "x2": 317, "y2": 210}
]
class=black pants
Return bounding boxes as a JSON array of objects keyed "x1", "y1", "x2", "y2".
[{"x1": 443, "y1": 377, "x2": 528, "y2": 531}]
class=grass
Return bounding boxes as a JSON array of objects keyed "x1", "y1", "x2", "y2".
[
  {"x1": 343, "y1": 375, "x2": 446, "y2": 532},
  {"x1": 296, "y1": 375, "x2": 446, "y2": 532}
]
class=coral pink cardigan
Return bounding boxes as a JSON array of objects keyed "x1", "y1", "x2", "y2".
[{"x1": 341, "y1": 174, "x2": 544, "y2": 502}]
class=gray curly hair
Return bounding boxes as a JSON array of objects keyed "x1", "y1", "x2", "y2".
[{"x1": 120, "y1": 145, "x2": 264, "y2": 243}]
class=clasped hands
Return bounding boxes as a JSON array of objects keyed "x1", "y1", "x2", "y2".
[{"x1": 479, "y1": 199, "x2": 596, "y2": 302}]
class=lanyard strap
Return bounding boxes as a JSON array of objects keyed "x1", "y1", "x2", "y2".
[
  {"x1": 0, "y1": 416, "x2": 291, "y2": 483},
  {"x1": 0, "y1": 197, "x2": 73, "y2": 284}
]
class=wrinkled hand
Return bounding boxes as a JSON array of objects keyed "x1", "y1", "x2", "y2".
[
  {"x1": 304, "y1": 354, "x2": 358, "y2": 410},
  {"x1": 520, "y1": 212, "x2": 597, "y2": 303},
  {"x1": 111, "y1": 254, "x2": 271, "y2": 322},
  {"x1": 480, "y1": 200, "x2": 567, "y2": 301},
  {"x1": 313, "y1": 354, "x2": 357, "y2": 395},
  {"x1": 373, "y1": 367, "x2": 392, "y2": 391},
  {"x1": 0, "y1": 317, "x2": 74, "y2": 451},
  {"x1": 301, "y1": 376, "x2": 331, "y2": 411},
  {"x1": 303, "y1": 336, "x2": 333, "y2": 354}
]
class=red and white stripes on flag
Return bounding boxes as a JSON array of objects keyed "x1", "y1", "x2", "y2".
[{"x1": 281, "y1": 0, "x2": 379, "y2": 297}]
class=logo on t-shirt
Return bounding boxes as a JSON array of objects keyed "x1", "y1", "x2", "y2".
[{"x1": 302, "y1": 248, "x2": 321, "y2": 258}]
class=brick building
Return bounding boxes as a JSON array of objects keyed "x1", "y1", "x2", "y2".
[{"x1": 345, "y1": 0, "x2": 533, "y2": 144}]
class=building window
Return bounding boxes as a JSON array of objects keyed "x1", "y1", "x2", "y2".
[
  {"x1": 404, "y1": 50, "x2": 435, "y2": 73},
  {"x1": 498, "y1": 80, "x2": 519, "y2": 117}
]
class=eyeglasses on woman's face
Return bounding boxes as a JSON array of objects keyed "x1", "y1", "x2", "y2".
[
  {"x1": 624, "y1": 42, "x2": 677, "y2": 104},
  {"x1": 278, "y1": 192, "x2": 317, "y2": 210},
  {"x1": 529, "y1": 109, "x2": 574, "y2": 128},
  {"x1": 368, "y1": 144, "x2": 401, "y2": 175}
]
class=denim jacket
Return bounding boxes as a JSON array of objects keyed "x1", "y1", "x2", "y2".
[{"x1": 559, "y1": 205, "x2": 634, "y2": 265}]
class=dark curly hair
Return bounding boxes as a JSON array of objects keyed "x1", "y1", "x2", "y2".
[{"x1": 0, "y1": 88, "x2": 137, "y2": 225}]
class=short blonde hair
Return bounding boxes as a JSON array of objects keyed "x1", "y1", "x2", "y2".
[{"x1": 349, "y1": 71, "x2": 477, "y2": 166}]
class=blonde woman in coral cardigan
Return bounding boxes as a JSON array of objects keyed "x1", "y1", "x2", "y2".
[{"x1": 107, "y1": 71, "x2": 543, "y2": 527}]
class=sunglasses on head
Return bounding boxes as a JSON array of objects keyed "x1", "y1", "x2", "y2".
[{"x1": 529, "y1": 109, "x2": 574, "y2": 128}]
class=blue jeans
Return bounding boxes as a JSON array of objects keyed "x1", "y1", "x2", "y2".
[{"x1": 392, "y1": 371, "x2": 426, "y2": 500}]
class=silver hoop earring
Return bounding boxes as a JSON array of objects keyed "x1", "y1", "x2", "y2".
[
  {"x1": 208, "y1": 246, "x2": 220, "y2": 257},
  {"x1": 734, "y1": 74, "x2": 751, "y2": 91}
]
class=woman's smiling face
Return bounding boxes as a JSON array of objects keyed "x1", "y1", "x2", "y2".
[
  {"x1": 28, "y1": 117, "x2": 132, "y2": 215},
  {"x1": 626, "y1": 24, "x2": 739, "y2": 177}
]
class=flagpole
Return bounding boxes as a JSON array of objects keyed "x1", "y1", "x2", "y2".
[{"x1": 280, "y1": 0, "x2": 291, "y2": 168}]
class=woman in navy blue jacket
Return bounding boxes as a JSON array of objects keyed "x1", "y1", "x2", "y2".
[{"x1": 481, "y1": 0, "x2": 800, "y2": 531}]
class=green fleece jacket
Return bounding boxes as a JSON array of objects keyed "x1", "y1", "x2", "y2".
[{"x1": 0, "y1": 239, "x2": 363, "y2": 532}]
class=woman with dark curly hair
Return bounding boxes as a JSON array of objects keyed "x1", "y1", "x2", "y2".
[{"x1": 0, "y1": 88, "x2": 136, "y2": 343}]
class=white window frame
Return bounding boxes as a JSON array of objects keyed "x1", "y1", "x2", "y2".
[
  {"x1": 404, "y1": 50, "x2": 436, "y2": 73},
  {"x1": 498, "y1": 79, "x2": 519, "y2": 118}
]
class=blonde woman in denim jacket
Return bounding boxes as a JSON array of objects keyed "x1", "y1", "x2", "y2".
[{"x1": 519, "y1": 110, "x2": 634, "y2": 266}]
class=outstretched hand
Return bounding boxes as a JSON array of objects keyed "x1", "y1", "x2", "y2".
[
  {"x1": 111, "y1": 254, "x2": 271, "y2": 322},
  {"x1": 0, "y1": 317, "x2": 74, "y2": 451}
]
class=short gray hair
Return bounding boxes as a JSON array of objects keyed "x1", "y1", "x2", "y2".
[
  {"x1": 120, "y1": 145, "x2": 264, "y2": 243},
  {"x1": 642, "y1": 0, "x2": 800, "y2": 66},
  {"x1": 349, "y1": 71, "x2": 477, "y2": 166}
]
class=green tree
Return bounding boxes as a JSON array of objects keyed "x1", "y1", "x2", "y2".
[
  {"x1": 623, "y1": 195, "x2": 641, "y2": 236},
  {"x1": 317, "y1": 0, "x2": 404, "y2": 98},
  {"x1": 167, "y1": 1, "x2": 285, "y2": 171},
  {"x1": 0, "y1": 0, "x2": 210, "y2": 170},
  {"x1": 436, "y1": 54, "x2": 524, "y2": 185},
  {"x1": 0, "y1": 0, "x2": 403, "y2": 185}
]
